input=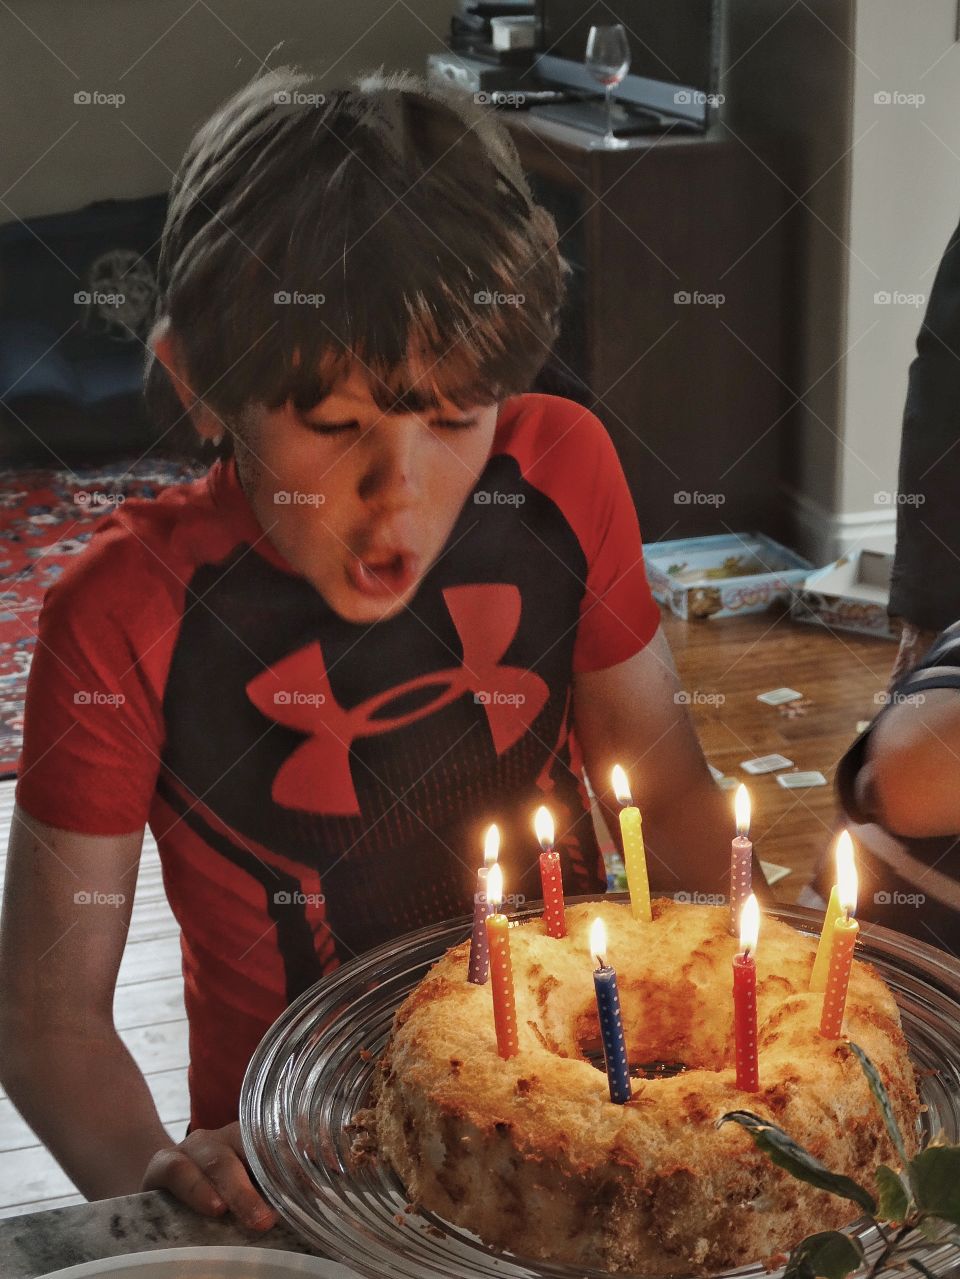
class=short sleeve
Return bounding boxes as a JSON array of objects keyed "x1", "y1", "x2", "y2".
[
  {"x1": 16, "y1": 529, "x2": 167, "y2": 836},
  {"x1": 836, "y1": 619, "x2": 960, "y2": 829},
  {"x1": 570, "y1": 415, "x2": 661, "y2": 674}
]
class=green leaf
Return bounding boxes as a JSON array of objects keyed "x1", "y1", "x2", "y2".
[
  {"x1": 875, "y1": 1164, "x2": 911, "y2": 1223},
  {"x1": 911, "y1": 1146, "x2": 960, "y2": 1225},
  {"x1": 783, "y1": 1231, "x2": 865, "y2": 1279},
  {"x1": 716, "y1": 1111, "x2": 876, "y2": 1213},
  {"x1": 846, "y1": 1042, "x2": 909, "y2": 1168}
]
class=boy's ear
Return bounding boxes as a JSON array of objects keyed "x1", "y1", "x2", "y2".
[{"x1": 148, "y1": 316, "x2": 224, "y2": 445}]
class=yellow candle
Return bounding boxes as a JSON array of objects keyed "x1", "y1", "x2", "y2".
[
  {"x1": 612, "y1": 764, "x2": 651, "y2": 923},
  {"x1": 810, "y1": 831, "x2": 854, "y2": 992},
  {"x1": 819, "y1": 848, "x2": 859, "y2": 1038},
  {"x1": 819, "y1": 914, "x2": 859, "y2": 1038},
  {"x1": 485, "y1": 863, "x2": 519, "y2": 1059}
]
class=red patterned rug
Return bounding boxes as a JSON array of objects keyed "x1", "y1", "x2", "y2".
[{"x1": 0, "y1": 457, "x2": 205, "y2": 777}]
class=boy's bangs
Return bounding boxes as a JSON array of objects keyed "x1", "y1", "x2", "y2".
[{"x1": 270, "y1": 271, "x2": 525, "y2": 417}]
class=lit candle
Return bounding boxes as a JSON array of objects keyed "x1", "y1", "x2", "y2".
[
  {"x1": 611, "y1": 765, "x2": 651, "y2": 923},
  {"x1": 590, "y1": 917, "x2": 632, "y2": 1104},
  {"x1": 467, "y1": 824, "x2": 500, "y2": 985},
  {"x1": 810, "y1": 831, "x2": 853, "y2": 992},
  {"x1": 819, "y1": 847, "x2": 859, "y2": 1039},
  {"x1": 485, "y1": 862, "x2": 519, "y2": 1059},
  {"x1": 729, "y1": 784, "x2": 753, "y2": 936},
  {"x1": 733, "y1": 893, "x2": 760, "y2": 1091},
  {"x1": 534, "y1": 805, "x2": 566, "y2": 939}
]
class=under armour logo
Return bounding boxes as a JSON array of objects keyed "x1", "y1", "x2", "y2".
[{"x1": 246, "y1": 584, "x2": 549, "y2": 815}]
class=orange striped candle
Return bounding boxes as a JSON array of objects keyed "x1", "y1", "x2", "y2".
[
  {"x1": 485, "y1": 862, "x2": 519, "y2": 1059},
  {"x1": 819, "y1": 849, "x2": 859, "y2": 1039}
]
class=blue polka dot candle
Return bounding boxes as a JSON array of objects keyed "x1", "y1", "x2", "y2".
[
  {"x1": 590, "y1": 917, "x2": 632, "y2": 1105},
  {"x1": 467, "y1": 824, "x2": 500, "y2": 985}
]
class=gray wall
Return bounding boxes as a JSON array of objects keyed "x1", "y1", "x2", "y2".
[
  {"x1": 724, "y1": 0, "x2": 960, "y2": 560},
  {"x1": 842, "y1": 0, "x2": 960, "y2": 518},
  {"x1": 0, "y1": 1, "x2": 451, "y2": 220}
]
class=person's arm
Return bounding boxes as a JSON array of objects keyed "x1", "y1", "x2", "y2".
[
  {"x1": 888, "y1": 620, "x2": 941, "y2": 686},
  {"x1": 848, "y1": 687, "x2": 960, "y2": 838},
  {"x1": 0, "y1": 804, "x2": 276, "y2": 1228},
  {"x1": 889, "y1": 212, "x2": 960, "y2": 634},
  {"x1": 0, "y1": 805, "x2": 172, "y2": 1198},
  {"x1": 573, "y1": 624, "x2": 743, "y2": 899}
]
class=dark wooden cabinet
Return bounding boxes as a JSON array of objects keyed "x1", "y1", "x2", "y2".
[{"x1": 505, "y1": 114, "x2": 790, "y2": 544}]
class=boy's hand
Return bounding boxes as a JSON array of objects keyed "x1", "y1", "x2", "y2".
[{"x1": 141, "y1": 1120, "x2": 278, "y2": 1230}]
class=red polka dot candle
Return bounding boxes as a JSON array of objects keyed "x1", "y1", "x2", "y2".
[
  {"x1": 534, "y1": 805, "x2": 566, "y2": 939},
  {"x1": 733, "y1": 893, "x2": 760, "y2": 1092},
  {"x1": 485, "y1": 862, "x2": 519, "y2": 1059},
  {"x1": 820, "y1": 848, "x2": 859, "y2": 1039},
  {"x1": 467, "y1": 824, "x2": 500, "y2": 985}
]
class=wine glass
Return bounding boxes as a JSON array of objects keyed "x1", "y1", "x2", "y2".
[{"x1": 585, "y1": 23, "x2": 631, "y2": 149}]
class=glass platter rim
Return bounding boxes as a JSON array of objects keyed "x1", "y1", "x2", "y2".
[{"x1": 240, "y1": 895, "x2": 960, "y2": 1279}]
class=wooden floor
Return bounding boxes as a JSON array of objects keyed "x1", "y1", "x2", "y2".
[
  {"x1": 662, "y1": 605, "x2": 895, "y2": 899},
  {"x1": 0, "y1": 604, "x2": 895, "y2": 1215}
]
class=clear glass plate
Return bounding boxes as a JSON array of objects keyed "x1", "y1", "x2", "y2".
[{"x1": 240, "y1": 898, "x2": 960, "y2": 1279}]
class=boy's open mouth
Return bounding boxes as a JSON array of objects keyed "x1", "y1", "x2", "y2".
[{"x1": 347, "y1": 550, "x2": 419, "y2": 599}]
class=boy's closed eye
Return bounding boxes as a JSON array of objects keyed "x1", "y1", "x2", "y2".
[{"x1": 299, "y1": 414, "x2": 480, "y2": 436}]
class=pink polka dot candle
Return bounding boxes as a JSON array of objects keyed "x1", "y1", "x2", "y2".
[{"x1": 729, "y1": 784, "x2": 753, "y2": 937}]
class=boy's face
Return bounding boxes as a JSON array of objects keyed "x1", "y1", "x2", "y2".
[{"x1": 239, "y1": 364, "x2": 499, "y2": 624}]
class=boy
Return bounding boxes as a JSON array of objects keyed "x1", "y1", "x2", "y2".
[{"x1": 0, "y1": 67, "x2": 733, "y2": 1229}]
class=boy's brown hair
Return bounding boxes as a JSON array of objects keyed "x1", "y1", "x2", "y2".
[{"x1": 145, "y1": 65, "x2": 570, "y2": 458}]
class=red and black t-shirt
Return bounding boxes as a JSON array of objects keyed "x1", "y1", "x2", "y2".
[{"x1": 16, "y1": 393, "x2": 660, "y2": 1130}]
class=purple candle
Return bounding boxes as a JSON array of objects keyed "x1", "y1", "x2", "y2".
[{"x1": 468, "y1": 824, "x2": 500, "y2": 984}]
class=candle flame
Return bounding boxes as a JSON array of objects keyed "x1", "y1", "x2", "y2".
[
  {"x1": 837, "y1": 830, "x2": 858, "y2": 916},
  {"x1": 590, "y1": 916, "x2": 607, "y2": 967},
  {"x1": 611, "y1": 763, "x2": 632, "y2": 806},
  {"x1": 734, "y1": 783, "x2": 751, "y2": 837},
  {"x1": 487, "y1": 861, "x2": 504, "y2": 912},
  {"x1": 534, "y1": 805, "x2": 554, "y2": 851},
  {"x1": 739, "y1": 892, "x2": 760, "y2": 955},
  {"x1": 483, "y1": 824, "x2": 500, "y2": 867}
]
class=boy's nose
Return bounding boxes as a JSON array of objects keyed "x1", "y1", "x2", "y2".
[{"x1": 358, "y1": 424, "x2": 422, "y2": 510}]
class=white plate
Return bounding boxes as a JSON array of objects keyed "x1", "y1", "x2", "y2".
[{"x1": 39, "y1": 1246, "x2": 358, "y2": 1279}]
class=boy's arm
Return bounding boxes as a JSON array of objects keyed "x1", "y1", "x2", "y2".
[
  {"x1": 0, "y1": 804, "x2": 174, "y2": 1198},
  {"x1": 573, "y1": 624, "x2": 735, "y2": 899}
]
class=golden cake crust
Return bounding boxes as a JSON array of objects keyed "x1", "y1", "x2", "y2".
[{"x1": 372, "y1": 899, "x2": 920, "y2": 1274}]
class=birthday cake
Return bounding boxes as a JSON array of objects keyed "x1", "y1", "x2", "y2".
[{"x1": 369, "y1": 898, "x2": 921, "y2": 1275}]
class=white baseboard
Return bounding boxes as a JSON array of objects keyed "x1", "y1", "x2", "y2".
[{"x1": 786, "y1": 487, "x2": 897, "y2": 565}]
